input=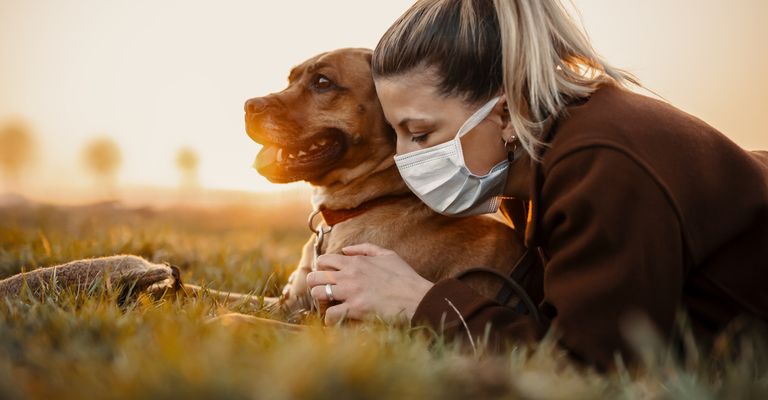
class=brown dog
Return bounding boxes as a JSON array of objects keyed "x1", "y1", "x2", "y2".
[{"x1": 244, "y1": 48, "x2": 526, "y2": 320}]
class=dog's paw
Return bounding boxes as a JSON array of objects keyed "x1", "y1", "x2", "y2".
[
  {"x1": 281, "y1": 267, "x2": 311, "y2": 302},
  {"x1": 280, "y1": 270, "x2": 298, "y2": 298}
]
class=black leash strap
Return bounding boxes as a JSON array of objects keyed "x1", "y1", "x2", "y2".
[
  {"x1": 496, "y1": 248, "x2": 538, "y2": 305},
  {"x1": 452, "y1": 248, "x2": 542, "y2": 328}
]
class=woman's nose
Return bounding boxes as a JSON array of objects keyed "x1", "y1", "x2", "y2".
[{"x1": 395, "y1": 140, "x2": 414, "y2": 156}]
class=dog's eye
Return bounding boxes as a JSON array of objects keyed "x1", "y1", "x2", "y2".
[{"x1": 312, "y1": 75, "x2": 335, "y2": 92}]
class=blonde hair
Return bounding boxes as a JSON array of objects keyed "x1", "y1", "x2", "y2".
[{"x1": 372, "y1": 0, "x2": 639, "y2": 160}]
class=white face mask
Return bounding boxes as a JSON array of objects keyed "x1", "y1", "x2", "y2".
[{"x1": 393, "y1": 96, "x2": 509, "y2": 217}]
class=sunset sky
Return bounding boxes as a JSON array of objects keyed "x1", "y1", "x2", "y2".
[{"x1": 1, "y1": 0, "x2": 766, "y2": 197}]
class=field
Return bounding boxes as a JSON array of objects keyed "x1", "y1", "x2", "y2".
[{"x1": 0, "y1": 199, "x2": 766, "y2": 399}]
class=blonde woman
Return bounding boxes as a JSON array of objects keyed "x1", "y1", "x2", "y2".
[{"x1": 306, "y1": 0, "x2": 768, "y2": 370}]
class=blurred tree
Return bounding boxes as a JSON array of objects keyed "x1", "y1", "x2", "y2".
[
  {"x1": 82, "y1": 137, "x2": 122, "y2": 200},
  {"x1": 0, "y1": 119, "x2": 36, "y2": 192},
  {"x1": 176, "y1": 147, "x2": 199, "y2": 187}
]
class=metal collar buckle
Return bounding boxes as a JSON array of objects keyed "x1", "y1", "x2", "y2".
[{"x1": 307, "y1": 209, "x2": 333, "y2": 263}]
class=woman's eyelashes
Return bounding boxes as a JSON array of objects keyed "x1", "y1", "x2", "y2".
[
  {"x1": 411, "y1": 132, "x2": 430, "y2": 143},
  {"x1": 408, "y1": 127, "x2": 434, "y2": 143}
]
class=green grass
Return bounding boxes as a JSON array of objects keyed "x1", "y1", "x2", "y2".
[{"x1": 0, "y1": 202, "x2": 766, "y2": 399}]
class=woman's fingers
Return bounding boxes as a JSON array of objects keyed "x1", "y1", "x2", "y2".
[
  {"x1": 315, "y1": 244, "x2": 396, "y2": 271},
  {"x1": 309, "y1": 283, "x2": 346, "y2": 302},
  {"x1": 325, "y1": 302, "x2": 354, "y2": 325},
  {"x1": 341, "y1": 243, "x2": 394, "y2": 257},
  {"x1": 315, "y1": 253, "x2": 348, "y2": 271},
  {"x1": 306, "y1": 270, "x2": 338, "y2": 288},
  {"x1": 306, "y1": 244, "x2": 428, "y2": 325}
]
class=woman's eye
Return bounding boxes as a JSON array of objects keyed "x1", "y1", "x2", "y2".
[
  {"x1": 411, "y1": 133, "x2": 429, "y2": 143},
  {"x1": 313, "y1": 75, "x2": 334, "y2": 91}
]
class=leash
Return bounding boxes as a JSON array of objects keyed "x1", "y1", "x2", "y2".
[{"x1": 452, "y1": 247, "x2": 545, "y2": 328}]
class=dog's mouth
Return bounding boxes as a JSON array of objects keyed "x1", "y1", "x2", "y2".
[{"x1": 252, "y1": 129, "x2": 347, "y2": 183}]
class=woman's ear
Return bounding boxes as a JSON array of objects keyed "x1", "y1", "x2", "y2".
[{"x1": 491, "y1": 95, "x2": 514, "y2": 138}]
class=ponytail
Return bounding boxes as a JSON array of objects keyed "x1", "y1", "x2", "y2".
[
  {"x1": 373, "y1": 0, "x2": 639, "y2": 160},
  {"x1": 493, "y1": 0, "x2": 639, "y2": 159}
]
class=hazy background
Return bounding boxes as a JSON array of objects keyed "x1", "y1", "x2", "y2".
[{"x1": 1, "y1": 0, "x2": 766, "y2": 204}]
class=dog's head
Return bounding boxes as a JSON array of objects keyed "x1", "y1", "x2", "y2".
[{"x1": 245, "y1": 48, "x2": 395, "y2": 185}]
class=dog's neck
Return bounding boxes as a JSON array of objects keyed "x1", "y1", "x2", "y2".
[{"x1": 311, "y1": 156, "x2": 412, "y2": 211}]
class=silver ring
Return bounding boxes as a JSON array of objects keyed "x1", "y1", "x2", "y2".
[{"x1": 325, "y1": 283, "x2": 335, "y2": 302}]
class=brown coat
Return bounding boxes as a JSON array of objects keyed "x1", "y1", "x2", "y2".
[{"x1": 411, "y1": 80, "x2": 768, "y2": 370}]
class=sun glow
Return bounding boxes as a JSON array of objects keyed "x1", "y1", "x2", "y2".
[{"x1": 0, "y1": 0, "x2": 765, "y2": 204}]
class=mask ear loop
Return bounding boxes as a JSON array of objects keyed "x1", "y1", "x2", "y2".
[
  {"x1": 455, "y1": 96, "x2": 503, "y2": 139},
  {"x1": 453, "y1": 96, "x2": 505, "y2": 169}
]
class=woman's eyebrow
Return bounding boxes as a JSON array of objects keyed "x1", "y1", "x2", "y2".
[{"x1": 398, "y1": 118, "x2": 430, "y2": 129}]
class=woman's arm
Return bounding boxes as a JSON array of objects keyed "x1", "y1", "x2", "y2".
[
  {"x1": 410, "y1": 277, "x2": 544, "y2": 350},
  {"x1": 411, "y1": 147, "x2": 686, "y2": 370}
]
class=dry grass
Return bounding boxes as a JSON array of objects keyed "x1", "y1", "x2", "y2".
[{"x1": 0, "y1": 201, "x2": 766, "y2": 399}]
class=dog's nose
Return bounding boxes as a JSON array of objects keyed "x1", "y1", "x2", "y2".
[{"x1": 245, "y1": 97, "x2": 270, "y2": 115}]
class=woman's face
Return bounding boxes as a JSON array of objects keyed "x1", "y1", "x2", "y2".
[{"x1": 374, "y1": 66, "x2": 510, "y2": 175}]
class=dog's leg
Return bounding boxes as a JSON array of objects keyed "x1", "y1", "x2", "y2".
[
  {"x1": 278, "y1": 236, "x2": 316, "y2": 312},
  {"x1": 180, "y1": 284, "x2": 281, "y2": 307},
  {"x1": 189, "y1": 236, "x2": 317, "y2": 317},
  {"x1": 164, "y1": 238, "x2": 319, "y2": 309}
]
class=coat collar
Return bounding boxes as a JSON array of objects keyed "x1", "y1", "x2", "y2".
[{"x1": 500, "y1": 109, "x2": 564, "y2": 249}]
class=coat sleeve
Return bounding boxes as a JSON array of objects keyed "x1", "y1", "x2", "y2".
[{"x1": 411, "y1": 147, "x2": 686, "y2": 370}]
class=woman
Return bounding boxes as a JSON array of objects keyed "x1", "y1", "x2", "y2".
[{"x1": 306, "y1": 0, "x2": 768, "y2": 370}]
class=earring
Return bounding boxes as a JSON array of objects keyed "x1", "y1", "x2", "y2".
[
  {"x1": 503, "y1": 135, "x2": 518, "y2": 150},
  {"x1": 504, "y1": 135, "x2": 521, "y2": 162}
]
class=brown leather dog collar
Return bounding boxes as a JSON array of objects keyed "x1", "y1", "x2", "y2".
[{"x1": 318, "y1": 194, "x2": 412, "y2": 227}]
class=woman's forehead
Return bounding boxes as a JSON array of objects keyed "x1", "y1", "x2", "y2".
[
  {"x1": 375, "y1": 73, "x2": 438, "y2": 100},
  {"x1": 375, "y1": 71, "x2": 467, "y2": 124}
]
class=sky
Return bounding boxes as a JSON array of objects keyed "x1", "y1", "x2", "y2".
[{"x1": 1, "y1": 0, "x2": 766, "y2": 196}]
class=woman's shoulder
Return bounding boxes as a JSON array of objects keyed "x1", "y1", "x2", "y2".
[
  {"x1": 537, "y1": 80, "x2": 768, "y2": 264},
  {"x1": 542, "y1": 80, "x2": 727, "y2": 168},
  {"x1": 539, "y1": 79, "x2": 767, "y2": 189}
]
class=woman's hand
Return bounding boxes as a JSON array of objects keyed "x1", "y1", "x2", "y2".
[{"x1": 306, "y1": 243, "x2": 434, "y2": 325}]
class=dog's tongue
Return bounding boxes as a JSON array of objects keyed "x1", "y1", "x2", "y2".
[{"x1": 253, "y1": 145, "x2": 278, "y2": 170}]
